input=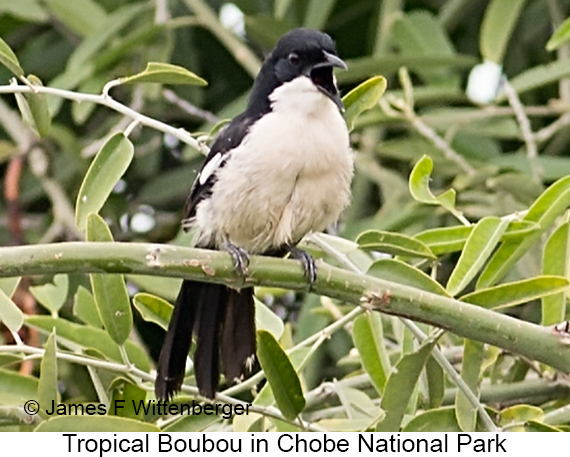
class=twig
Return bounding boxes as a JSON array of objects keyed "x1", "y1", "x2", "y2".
[
  {"x1": 0, "y1": 343, "x2": 323, "y2": 431},
  {"x1": 4, "y1": 156, "x2": 25, "y2": 245},
  {"x1": 502, "y1": 79, "x2": 542, "y2": 182},
  {"x1": 403, "y1": 322, "x2": 498, "y2": 432},
  {"x1": 405, "y1": 108, "x2": 475, "y2": 176},
  {"x1": 381, "y1": 68, "x2": 476, "y2": 176},
  {"x1": 81, "y1": 85, "x2": 146, "y2": 158},
  {"x1": 154, "y1": 0, "x2": 170, "y2": 24},
  {"x1": 0, "y1": 83, "x2": 208, "y2": 155},
  {"x1": 162, "y1": 88, "x2": 219, "y2": 123},
  {"x1": 534, "y1": 111, "x2": 570, "y2": 143},
  {"x1": 182, "y1": 0, "x2": 261, "y2": 78},
  {"x1": 221, "y1": 306, "x2": 365, "y2": 397}
]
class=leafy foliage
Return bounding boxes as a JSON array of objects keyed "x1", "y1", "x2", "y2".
[{"x1": 1, "y1": 0, "x2": 570, "y2": 433}]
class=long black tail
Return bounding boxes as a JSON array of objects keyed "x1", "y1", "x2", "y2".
[{"x1": 155, "y1": 280, "x2": 256, "y2": 400}]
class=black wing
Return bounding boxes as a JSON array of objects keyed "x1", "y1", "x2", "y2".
[{"x1": 182, "y1": 112, "x2": 260, "y2": 224}]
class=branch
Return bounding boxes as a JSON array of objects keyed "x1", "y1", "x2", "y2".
[
  {"x1": 182, "y1": 0, "x2": 261, "y2": 78},
  {"x1": 0, "y1": 343, "x2": 323, "y2": 431},
  {"x1": 502, "y1": 79, "x2": 542, "y2": 182},
  {"x1": 0, "y1": 84, "x2": 208, "y2": 155},
  {"x1": 0, "y1": 242, "x2": 569, "y2": 375}
]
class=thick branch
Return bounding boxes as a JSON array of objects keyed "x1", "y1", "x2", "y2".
[{"x1": 0, "y1": 242, "x2": 569, "y2": 374}]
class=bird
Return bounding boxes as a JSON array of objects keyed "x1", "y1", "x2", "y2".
[{"x1": 155, "y1": 28, "x2": 354, "y2": 400}]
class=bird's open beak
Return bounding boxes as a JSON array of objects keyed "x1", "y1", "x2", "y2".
[
  {"x1": 315, "y1": 51, "x2": 347, "y2": 71},
  {"x1": 309, "y1": 51, "x2": 347, "y2": 111}
]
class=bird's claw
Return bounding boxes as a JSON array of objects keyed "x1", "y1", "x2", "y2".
[
  {"x1": 289, "y1": 246, "x2": 317, "y2": 287},
  {"x1": 224, "y1": 241, "x2": 250, "y2": 276}
]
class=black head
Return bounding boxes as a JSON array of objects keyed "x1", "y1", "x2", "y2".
[{"x1": 248, "y1": 28, "x2": 347, "y2": 115}]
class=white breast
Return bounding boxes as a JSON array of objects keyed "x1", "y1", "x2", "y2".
[{"x1": 193, "y1": 76, "x2": 354, "y2": 253}]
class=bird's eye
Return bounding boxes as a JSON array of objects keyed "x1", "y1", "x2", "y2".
[{"x1": 288, "y1": 52, "x2": 300, "y2": 66}]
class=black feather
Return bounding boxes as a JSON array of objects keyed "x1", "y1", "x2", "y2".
[
  {"x1": 155, "y1": 279, "x2": 200, "y2": 399},
  {"x1": 193, "y1": 283, "x2": 228, "y2": 399},
  {"x1": 220, "y1": 288, "x2": 256, "y2": 384}
]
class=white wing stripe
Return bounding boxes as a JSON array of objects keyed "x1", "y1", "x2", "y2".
[{"x1": 198, "y1": 152, "x2": 224, "y2": 185}]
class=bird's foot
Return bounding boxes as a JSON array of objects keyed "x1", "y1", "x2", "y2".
[
  {"x1": 224, "y1": 240, "x2": 250, "y2": 276},
  {"x1": 288, "y1": 246, "x2": 317, "y2": 287}
]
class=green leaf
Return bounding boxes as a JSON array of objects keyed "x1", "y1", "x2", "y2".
[
  {"x1": 367, "y1": 259, "x2": 450, "y2": 297},
  {"x1": 67, "y1": 3, "x2": 148, "y2": 71},
  {"x1": 499, "y1": 405, "x2": 544, "y2": 432},
  {"x1": 255, "y1": 298, "x2": 284, "y2": 340},
  {"x1": 75, "y1": 132, "x2": 134, "y2": 231},
  {"x1": 164, "y1": 411, "x2": 222, "y2": 432},
  {"x1": 339, "y1": 55, "x2": 476, "y2": 85},
  {"x1": 542, "y1": 222, "x2": 569, "y2": 325},
  {"x1": 524, "y1": 421, "x2": 562, "y2": 432},
  {"x1": 25, "y1": 75, "x2": 51, "y2": 137},
  {"x1": 304, "y1": 0, "x2": 335, "y2": 30},
  {"x1": 73, "y1": 286, "x2": 103, "y2": 328},
  {"x1": 71, "y1": 74, "x2": 106, "y2": 125},
  {"x1": 47, "y1": 63, "x2": 94, "y2": 115},
  {"x1": 335, "y1": 384, "x2": 380, "y2": 421},
  {"x1": 0, "y1": 277, "x2": 20, "y2": 297},
  {"x1": 392, "y1": 11, "x2": 456, "y2": 58},
  {"x1": 244, "y1": 15, "x2": 290, "y2": 52},
  {"x1": 415, "y1": 221, "x2": 539, "y2": 256},
  {"x1": 501, "y1": 221, "x2": 542, "y2": 240},
  {"x1": 93, "y1": 24, "x2": 164, "y2": 72},
  {"x1": 85, "y1": 211, "x2": 112, "y2": 240},
  {"x1": 115, "y1": 383, "x2": 146, "y2": 420},
  {"x1": 132, "y1": 293, "x2": 172, "y2": 330},
  {"x1": 317, "y1": 418, "x2": 381, "y2": 432},
  {"x1": 409, "y1": 155, "x2": 459, "y2": 216},
  {"x1": 462, "y1": 276, "x2": 570, "y2": 310},
  {"x1": 455, "y1": 339, "x2": 484, "y2": 432},
  {"x1": 496, "y1": 59, "x2": 570, "y2": 102},
  {"x1": 118, "y1": 62, "x2": 207, "y2": 86},
  {"x1": 480, "y1": 0, "x2": 527, "y2": 63},
  {"x1": 0, "y1": 0, "x2": 48, "y2": 22},
  {"x1": 274, "y1": 0, "x2": 293, "y2": 19},
  {"x1": 16, "y1": 75, "x2": 51, "y2": 137},
  {"x1": 256, "y1": 330, "x2": 305, "y2": 421},
  {"x1": 328, "y1": 386, "x2": 381, "y2": 431},
  {"x1": 547, "y1": 16, "x2": 570, "y2": 51},
  {"x1": 478, "y1": 175, "x2": 570, "y2": 288},
  {"x1": 35, "y1": 415, "x2": 159, "y2": 432},
  {"x1": 352, "y1": 313, "x2": 391, "y2": 395},
  {"x1": 0, "y1": 288, "x2": 24, "y2": 332},
  {"x1": 127, "y1": 275, "x2": 181, "y2": 303},
  {"x1": 342, "y1": 76, "x2": 387, "y2": 131},
  {"x1": 488, "y1": 172, "x2": 544, "y2": 205},
  {"x1": 14, "y1": 92, "x2": 35, "y2": 131},
  {"x1": 30, "y1": 274, "x2": 68, "y2": 315},
  {"x1": 26, "y1": 316, "x2": 150, "y2": 372},
  {"x1": 38, "y1": 331, "x2": 58, "y2": 414},
  {"x1": 446, "y1": 217, "x2": 509, "y2": 296},
  {"x1": 403, "y1": 406, "x2": 462, "y2": 432},
  {"x1": 391, "y1": 11, "x2": 458, "y2": 86},
  {"x1": 42, "y1": 0, "x2": 106, "y2": 37},
  {"x1": 87, "y1": 214, "x2": 132, "y2": 346},
  {"x1": 491, "y1": 156, "x2": 570, "y2": 183},
  {"x1": 0, "y1": 368, "x2": 38, "y2": 405},
  {"x1": 425, "y1": 356, "x2": 444, "y2": 409},
  {"x1": 415, "y1": 226, "x2": 472, "y2": 255},
  {"x1": 0, "y1": 36, "x2": 24, "y2": 77},
  {"x1": 376, "y1": 338, "x2": 437, "y2": 432},
  {"x1": 356, "y1": 229, "x2": 435, "y2": 259}
]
